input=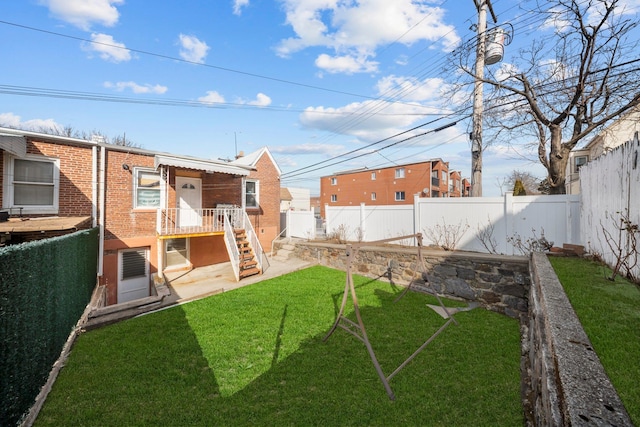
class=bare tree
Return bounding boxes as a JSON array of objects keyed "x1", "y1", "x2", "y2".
[
  {"x1": 455, "y1": 0, "x2": 640, "y2": 194},
  {"x1": 503, "y1": 170, "x2": 541, "y2": 195}
]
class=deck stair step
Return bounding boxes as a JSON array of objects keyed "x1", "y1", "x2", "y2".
[{"x1": 233, "y1": 228, "x2": 261, "y2": 280}]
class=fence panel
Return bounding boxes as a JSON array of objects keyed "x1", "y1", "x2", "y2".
[
  {"x1": 580, "y1": 136, "x2": 640, "y2": 279},
  {"x1": 0, "y1": 228, "x2": 99, "y2": 426},
  {"x1": 325, "y1": 194, "x2": 580, "y2": 255},
  {"x1": 285, "y1": 210, "x2": 316, "y2": 239}
]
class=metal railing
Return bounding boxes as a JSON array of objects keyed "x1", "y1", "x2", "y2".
[
  {"x1": 243, "y1": 211, "x2": 267, "y2": 273},
  {"x1": 223, "y1": 216, "x2": 240, "y2": 281},
  {"x1": 156, "y1": 207, "x2": 243, "y2": 236}
]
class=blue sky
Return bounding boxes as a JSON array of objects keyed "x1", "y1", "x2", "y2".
[{"x1": 1, "y1": 0, "x2": 638, "y2": 196}]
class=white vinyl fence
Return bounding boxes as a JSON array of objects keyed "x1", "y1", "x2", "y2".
[
  {"x1": 281, "y1": 210, "x2": 317, "y2": 239},
  {"x1": 325, "y1": 193, "x2": 580, "y2": 255},
  {"x1": 580, "y1": 135, "x2": 640, "y2": 279}
]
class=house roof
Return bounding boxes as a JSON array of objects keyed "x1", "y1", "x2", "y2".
[
  {"x1": 154, "y1": 154, "x2": 252, "y2": 176},
  {"x1": 280, "y1": 188, "x2": 292, "y2": 201},
  {"x1": 328, "y1": 158, "x2": 446, "y2": 177},
  {"x1": 231, "y1": 147, "x2": 282, "y2": 176}
]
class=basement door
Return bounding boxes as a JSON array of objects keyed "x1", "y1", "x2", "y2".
[
  {"x1": 118, "y1": 247, "x2": 150, "y2": 303},
  {"x1": 176, "y1": 177, "x2": 202, "y2": 227}
]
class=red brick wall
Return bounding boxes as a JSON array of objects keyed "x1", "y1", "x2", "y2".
[
  {"x1": 24, "y1": 139, "x2": 95, "y2": 217},
  {"x1": 246, "y1": 152, "x2": 280, "y2": 251},
  {"x1": 320, "y1": 160, "x2": 453, "y2": 217}
]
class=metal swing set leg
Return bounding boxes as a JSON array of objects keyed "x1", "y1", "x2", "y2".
[{"x1": 323, "y1": 235, "x2": 459, "y2": 401}]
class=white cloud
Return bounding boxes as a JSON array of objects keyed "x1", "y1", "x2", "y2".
[
  {"x1": 275, "y1": 0, "x2": 460, "y2": 74},
  {"x1": 247, "y1": 93, "x2": 272, "y2": 107},
  {"x1": 233, "y1": 0, "x2": 250, "y2": 15},
  {"x1": 178, "y1": 34, "x2": 210, "y2": 64},
  {"x1": 0, "y1": 112, "x2": 63, "y2": 132},
  {"x1": 83, "y1": 33, "x2": 131, "y2": 62},
  {"x1": 104, "y1": 81, "x2": 168, "y2": 94},
  {"x1": 198, "y1": 91, "x2": 226, "y2": 104},
  {"x1": 40, "y1": 0, "x2": 123, "y2": 30},
  {"x1": 315, "y1": 53, "x2": 378, "y2": 74}
]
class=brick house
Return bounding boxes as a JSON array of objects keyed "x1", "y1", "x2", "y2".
[
  {"x1": 319, "y1": 159, "x2": 456, "y2": 217},
  {"x1": 449, "y1": 170, "x2": 462, "y2": 197},
  {"x1": 0, "y1": 127, "x2": 281, "y2": 305}
]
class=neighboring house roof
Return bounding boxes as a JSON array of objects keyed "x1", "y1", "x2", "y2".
[
  {"x1": 280, "y1": 188, "x2": 293, "y2": 201},
  {"x1": 327, "y1": 158, "x2": 446, "y2": 177},
  {"x1": 231, "y1": 146, "x2": 282, "y2": 176},
  {"x1": 0, "y1": 126, "x2": 254, "y2": 176}
]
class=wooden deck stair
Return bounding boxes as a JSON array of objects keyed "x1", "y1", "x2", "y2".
[{"x1": 234, "y1": 229, "x2": 261, "y2": 279}]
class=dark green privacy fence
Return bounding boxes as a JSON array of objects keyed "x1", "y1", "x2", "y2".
[{"x1": 0, "y1": 228, "x2": 99, "y2": 426}]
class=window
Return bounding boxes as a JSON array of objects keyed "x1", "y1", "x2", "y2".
[
  {"x1": 395, "y1": 191, "x2": 405, "y2": 201},
  {"x1": 120, "y1": 248, "x2": 148, "y2": 280},
  {"x1": 331, "y1": 177, "x2": 337, "y2": 185},
  {"x1": 441, "y1": 170, "x2": 447, "y2": 182},
  {"x1": 371, "y1": 172, "x2": 376, "y2": 180},
  {"x1": 134, "y1": 169, "x2": 161, "y2": 208},
  {"x1": 574, "y1": 156, "x2": 588, "y2": 173},
  {"x1": 165, "y1": 238, "x2": 189, "y2": 268},
  {"x1": 331, "y1": 194, "x2": 337, "y2": 202},
  {"x1": 395, "y1": 168, "x2": 405, "y2": 179},
  {"x1": 246, "y1": 180, "x2": 259, "y2": 208},
  {"x1": 4, "y1": 155, "x2": 59, "y2": 214},
  {"x1": 371, "y1": 192, "x2": 376, "y2": 201}
]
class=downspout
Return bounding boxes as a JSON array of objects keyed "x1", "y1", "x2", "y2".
[
  {"x1": 98, "y1": 146, "x2": 106, "y2": 277},
  {"x1": 91, "y1": 146, "x2": 97, "y2": 227}
]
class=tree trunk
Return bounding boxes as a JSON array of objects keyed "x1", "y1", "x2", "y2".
[{"x1": 546, "y1": 125, "x2": 571, "y2": 194}]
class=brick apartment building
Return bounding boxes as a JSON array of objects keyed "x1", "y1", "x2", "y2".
[
  {"x1": 0, "y1": 128, "x2": 281, "y2": 305},
  {"x1": 319, "y1": 159, "x2": 463, "y2": 217}
]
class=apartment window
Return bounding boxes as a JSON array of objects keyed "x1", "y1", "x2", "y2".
[
  {"x1": 371, "y1": 192, "x2": 376, "y2": 201},
  {"x1": 331, "y1": 194, "x2": 337, "y2": 202},
  {"x1": 331, "y1": 177, "x2": 337, "y2": 185},
  {"x1": 395, "y1": 168, "x2": 405, "y2": 179},
  {"x1": 134, "y1": 168, "x2": 161, "y2": 208},
  {"x1": 246, "y1": 180, "x2": 259, "y2": 208},
  {"x1": 371, "y1": 172, "x2": 376, "y2": 180},
  {"x1": 4, "y1": 155, "x2": 60, "y2": 214},
  {"x1": 574, "y1": 156, "x2": 588, "y2": 173},
  {"x1": 441, "y1": 170, "x2": 447, "y2": 182},
  {"x1": 395, "y1": 191, "x2": 405, "y2": 201}
]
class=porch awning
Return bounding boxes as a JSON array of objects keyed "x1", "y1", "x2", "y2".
[
  {"x1": 0, "y1": 134, "x2": 27, "y2": 158},
  {"x1": 154, "y1": 154, "x2": 251, "y2": 176}
]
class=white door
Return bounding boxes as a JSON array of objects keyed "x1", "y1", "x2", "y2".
[
  {"x1": 176, "y1": 177, "x2": 202, "y2": 227},
  {"x1": 118, "y1": 248, "x2": 150, "y2": 303}
]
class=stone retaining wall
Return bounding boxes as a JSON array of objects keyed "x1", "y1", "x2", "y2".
[
  {"x1": 285, "y1": 241, "x2": 633, "y2": 426},
  {"x1": 291, "y1": 241, "x2": 530, "y2": 318},
  {"x1": 524, "y1": 253, "x2": 632, "y2": 426}
]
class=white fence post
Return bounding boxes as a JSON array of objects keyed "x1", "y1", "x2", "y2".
[
  {"x1": 360, "y1": 203, "x2": 366, "y2": 241},
  {"x1": 504, "y1": 192, "x2": 514, "y2": 255}
]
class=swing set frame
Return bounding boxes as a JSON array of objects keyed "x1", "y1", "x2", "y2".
[{"x1": 323, "y1": 232, "x2": 459, "y2": 400}]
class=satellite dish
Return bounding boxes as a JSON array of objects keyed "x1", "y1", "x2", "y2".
[{"x1": 422, "y1": 188, "x2": 429, "y2": 194}]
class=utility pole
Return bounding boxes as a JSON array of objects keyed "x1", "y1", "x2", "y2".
[{"x1": 471, "y1": 0, "x2": 497, "y2": 197}]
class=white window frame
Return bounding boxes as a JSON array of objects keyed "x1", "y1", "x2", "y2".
[
  {"x1": 371, "y1": 192, "x2": 376, "y2": 201},
  {"x1": 574, "y1": 156, "x2": 588, "y2": 173},
  {"x1": 331, "y1": 194, "x2": 337, "y2": 202},
  {"x1": 245, "y1": 179, "x2": 259, "y2": 209},
  {"x1": 331, "y1": 177, "x2": 337, "y2": 185},
  {"x1": 133, "y1": 167, "x2": 163, "y2": 209},
  {"x1": 371, "y1": 172, "x2": 376, "y2": 180},
  {"x1": 3, "y1": 154, "x2": 60, "y2": 215},
  {"x1": 395, "y1": 191, "x2": 405, "y2": 201},
  {"x1": 395, "y1": 168, "x2": 405, "y2": 179}
]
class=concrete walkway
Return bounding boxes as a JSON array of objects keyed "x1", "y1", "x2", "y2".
[{"x1": 163, "y1": 256, "x2": 315, "y2": 304}]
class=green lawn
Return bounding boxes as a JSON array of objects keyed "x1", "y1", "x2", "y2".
[
  {"x1": 549, "y1": 256, "x2": 640, "y2": 425},
  {"x1": 36, "y1": 265, "x2": 523, "y2": 426}
]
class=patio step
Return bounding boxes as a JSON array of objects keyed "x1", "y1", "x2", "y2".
[{"x1": 239, "y1": 266, "x2": 261, "y2": 279}]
